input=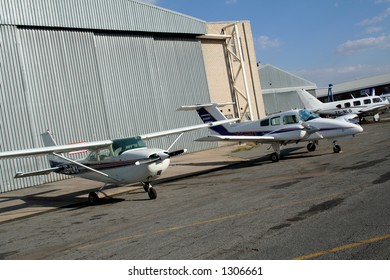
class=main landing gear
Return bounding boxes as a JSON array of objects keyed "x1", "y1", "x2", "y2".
[
  {"x1": 87, "y1": 182, "x2": 157, "y2": 205},
  {"x1": 143, "y1": 182, "x2": 157, "y2": 200},
  {"x1": 332, "y1": 141, "x2": 341, "y2": 153},
  {"x1": 306, "y1": 141, "x2": 341, "y2": 154},
  {"x1": 269, "y1": 143, "x2": 281, "y2": 162}
]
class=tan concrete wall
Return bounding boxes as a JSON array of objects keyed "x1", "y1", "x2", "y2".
[{"x1": 200, "y1": 21, "x2": 265, "y2": 120}]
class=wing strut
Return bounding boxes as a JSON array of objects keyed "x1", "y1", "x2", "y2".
[{"x1": 167, "y1": 133, "x2": 184, "y2": 152}]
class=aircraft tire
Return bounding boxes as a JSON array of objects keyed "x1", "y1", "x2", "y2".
[
  {"x1": 148, "y1": 187, "x2": 157, "y2": 200},
  {"x1": 88, "y1": 192, "x2": 99, "y2": 205},
  {"x1": 307, "y1": 143, "x2": 316, "y2": 152},
  {"x1": 270, "y1": 153, "x2": 279, "y2": 162},
  {"x1": 333, "y1": 145, "x2": 341, "y2": 153}
]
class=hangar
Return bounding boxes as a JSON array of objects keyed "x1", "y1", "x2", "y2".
[
  {"x1": 258, "y1": 64, "x2": 316, "y2": 115},
  {"x1": 0, "y1": 0, "x2": 264, "y2": 192},
  {"x1": 315, "y1": 72, "x2": 390, "y2": 101}
]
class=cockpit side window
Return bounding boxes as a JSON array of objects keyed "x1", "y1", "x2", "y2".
[
  {"x1": 87, "y1": 148, "x2": 113, "y2": 162},
  {"x1": 373, "y1": 98, "x2": 381, "y2": 103},
  {"x1": 283, "y1": 115, "x2": 298, "y2": 124},
  {"x1": 271, "y1": 116, "x2": 281, "y2": 126},
  {"x1": 260, "y1": 118, "x2": 270, "y2": 126}
]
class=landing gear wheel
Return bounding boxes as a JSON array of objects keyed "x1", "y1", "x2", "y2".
[
  {"x1": 148, "y1": 187, "x2": 157, "y2": 200},
  {"x1": 88, "y1": 192, "x2": 99, "y2": 205},
  {"x1": 270, "y1": 152, "x2": 280, "y2": 162},
  {"x1": 307, "y1": 143, "x2": 316, "y2": 152},
  {"x1": 333, "y1": 144, "x2": 341, "y2": 153}
]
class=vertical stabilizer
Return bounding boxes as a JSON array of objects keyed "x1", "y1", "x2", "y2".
[
  {"x1": 41, "y1": 130, "x2": 57, "y2": 147},
  {"x1": 298, "y1": 89, "x2": 324, "y2": 110},
  {"x1": 178, "y1": 103, "x2": 234, "y2": 135},
  {"x1": 41, "y1": 130, "x2": 59, "y2": 167}
]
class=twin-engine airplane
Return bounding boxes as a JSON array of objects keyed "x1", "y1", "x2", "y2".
[
  {"x1": 178, "y1": 103, "x2": 363, "y2": 162},
  {"x1": 0, "y1": 120, "x2": 235, "y2": 204},
  {"x1": 298, "y1": 89, "x2": 389, "y2": 122}
]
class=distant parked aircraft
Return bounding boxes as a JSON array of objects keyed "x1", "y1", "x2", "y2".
[
  {"x1": 298, "y1": 89, "x2": 389, "y2": 122},
  {"x1": 178, "y1": 103, "x2": 363, "y2": 162}
]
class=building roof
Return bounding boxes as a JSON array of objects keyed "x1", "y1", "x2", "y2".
[
  {"x1": 0, "y1": 0, "x2": 206, "y2": 35},
  {"x1": 258, "y1": 64, "x2": 316, "y2": 93},
  {"x1": 316, "y1": 72, "x2": 390, "y2": 97}
]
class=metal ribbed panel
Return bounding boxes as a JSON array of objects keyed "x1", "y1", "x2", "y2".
[
  {"x1": 0, "y1": 26, "x2": 215, "y2": 192},
  {"x1": 0, "y1": 0, "x2": 206, "y2": 35}
]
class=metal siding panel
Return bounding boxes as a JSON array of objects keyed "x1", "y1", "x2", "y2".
[
  {"x1": 0, "y1": 27, "x2": 213, "y2": 193},
  {"x1": 0, "y1": 0, "x2": 206, "y2": 35}
]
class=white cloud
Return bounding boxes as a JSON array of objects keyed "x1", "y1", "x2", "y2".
[
  {"x1": 256, "y1": 35, "x2": 282, "y2": 50},
  {"x1": 359, "y1": 7, "x2": 390, "y2": 26},
  {"x1": 364, "y1": 26, "x2": 383, "y2": 34},
  {"x1": 336, "y1": 35, "x2": 390, "y2": 54},
  {"x1": 226, "y1": 0, "x2": 238, "y2": 4},
  {"x1": 294, "y1": 64, "x2": 390, "y2": 86}
]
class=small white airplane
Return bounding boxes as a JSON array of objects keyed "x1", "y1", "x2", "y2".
[
  {"x1": 0, "y1": 119, "x2": 234, "y2": 204},
  {"x1": 298, "y1": 89, "x2": 390, "y2": 122},
  {"x1": 178, "y1": 103, "x2": 363, "y2": 162}
]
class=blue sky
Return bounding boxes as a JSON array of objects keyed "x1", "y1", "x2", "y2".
[{"x1": 140, "y1": 0, "x2": 390, "y2": 87}]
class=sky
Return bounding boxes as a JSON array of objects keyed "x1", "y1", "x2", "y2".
[{"x1": 139, "y1": 0, "x2": 390, "y2": 87}]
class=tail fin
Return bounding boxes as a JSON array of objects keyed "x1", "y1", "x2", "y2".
[
  {"x1": 41, "y1": 130, "x2": 57, "y2": 147},
  {"x1": 41, "y1": 130, "x2": 59, "y2": 167},
  {"x1": 298, "y1": 89, "x2": 324, "y2": 110},
  {"x1": 178, "y1": 103, "x2": 234, "y2": 135}
]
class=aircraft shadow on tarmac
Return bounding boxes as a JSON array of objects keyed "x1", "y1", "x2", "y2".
[
  {"x1": 0, "y1": 186, "x2": 126, "y2": 216},
  {"x1": 0, "y1": 147, "x2": 334, "y2": 218}
]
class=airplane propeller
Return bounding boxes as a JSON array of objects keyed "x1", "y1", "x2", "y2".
[
  {"x1": 301, "y1": 122, "x2": 320, "y2": 135},
  {"x1": 135, "y1": 149, "x2": 187, "y2": 165}
]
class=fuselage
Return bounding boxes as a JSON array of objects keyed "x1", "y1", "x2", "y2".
[
  {"x1": 51, "y1": 147, "x2": 170, "y2": 184},
  {"x1": 318, "y1": 96, "x2": 389, "y2": 116},
  {"x1": 220, "y1": 109, "x2": 363, "y2": 142}
]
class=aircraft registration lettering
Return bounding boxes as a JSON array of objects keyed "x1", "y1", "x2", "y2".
[
  {"x1": 335, "y1": 109, "x2": 352, "y2": 115},
  {"x1": 63, "y1": 164, "x2": 80, "y2": 175}
]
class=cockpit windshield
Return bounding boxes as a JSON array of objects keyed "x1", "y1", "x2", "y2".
[
  {"x1": 112, "y1": 136, "x2": 146, "y2": 156},
  {"x1": 299, "y1": 109, "x2": 320, "y2": 122}
]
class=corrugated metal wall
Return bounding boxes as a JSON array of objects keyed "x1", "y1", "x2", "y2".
[
  {"x1": 0, "y1": 24, "x2": 215, "y2": 192},
  {"x1": 0, "y1": 0, "x2": 206, "y2": 35}
]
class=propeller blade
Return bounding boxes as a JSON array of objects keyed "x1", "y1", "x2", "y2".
[
  {"x1": 301, "y1": 122, "x2": 320, "y2": 135},
  {"x1": 167, "y1": 149, "x2": 187, "y2": 157}
]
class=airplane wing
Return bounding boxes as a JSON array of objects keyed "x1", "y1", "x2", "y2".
[
  {"x1": 196, "y1": 135, "x2": 275, "y2": 143},
  {"x1": 359, "y1": 103, "x2": 389, "y2": 113},
  {"x1": 0, "y1": 140, "x2": 112, "y2": 159},
  {"x1": 0, "y1": 119, "x2": 237, "y2": 159},
  {"x1": 139, "y1": 119, "x2": 238, "y2": 140}
]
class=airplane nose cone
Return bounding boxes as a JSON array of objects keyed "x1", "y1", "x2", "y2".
[{"x1": 354, "y1": 124, "x2": 363, "y2": 133}]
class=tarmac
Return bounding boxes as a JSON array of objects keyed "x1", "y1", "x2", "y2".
[{"x1": 0, "y1": 144, "x2": 247, "y2": 223}]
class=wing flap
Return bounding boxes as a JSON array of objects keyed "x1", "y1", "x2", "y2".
[{"x1": 196, "y1": 135, "x2": 275, "y2": 143}]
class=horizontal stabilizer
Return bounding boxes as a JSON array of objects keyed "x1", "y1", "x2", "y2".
[
  {"x1": 177, "y1": 102, "x2": 235, "y2": 111},
  {"x1": 140, "y1": 119, "x2": 238, "y2": 140},
  {"x1": 14, "y1": 167, "x2": 61, "y2": 178}
]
